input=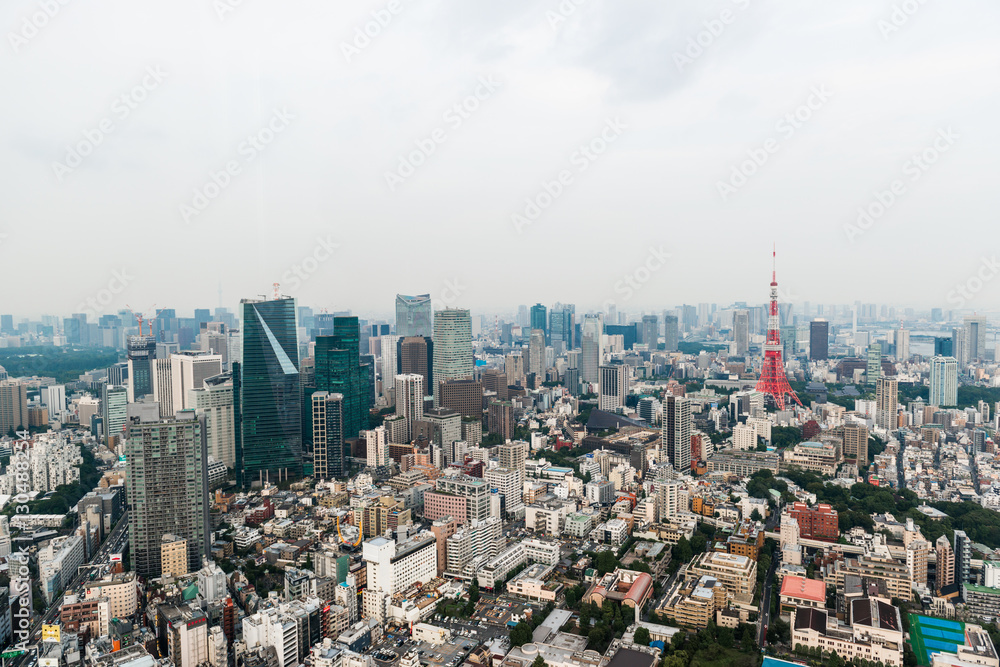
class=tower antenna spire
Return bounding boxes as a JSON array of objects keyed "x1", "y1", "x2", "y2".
[{"x1": 755, "y1": 245, "x2": 802, "y2": 410}]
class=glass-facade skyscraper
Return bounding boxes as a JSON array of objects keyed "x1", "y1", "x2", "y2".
[
  {"x1": 530, "y1": 303, "x2": 547, "y2": 339},
  {"x1": 432, "y1": 308, "x2": 473, "y2": 407},
  {"x1": 315, "y1": 317, "x2": 367, "y2": 442},
  {"x1": 236, "y1": 296, "x2": 302, "y2": 486},
  {"x1": 395, "y1": 294, "x2": 432, "y2": 338},
  {"x1": 126, "y1": 335, "x2": 156, "y2": 401}
]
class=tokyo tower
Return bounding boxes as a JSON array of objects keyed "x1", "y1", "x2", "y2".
[{"x1": 755, "y1": 247, "x2": 802, "y2": 410}]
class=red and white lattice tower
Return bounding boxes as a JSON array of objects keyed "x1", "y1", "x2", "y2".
[{"x1": 755, "y1": 247, "x2": 802, "y2": 410}]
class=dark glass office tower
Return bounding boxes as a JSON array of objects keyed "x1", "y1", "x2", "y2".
[
  {"x1": 315, "y1": 316, "x2": 366, "y2": 442},
  {"x1": 127, "y1": 335, "x2": 156, "y2": 400},
  {"x1": 530, "y1": 303, "x2": 547, "y2": 340},
  {"x1": 237, "y1": 297, "x2": 302, "y2": 486}
]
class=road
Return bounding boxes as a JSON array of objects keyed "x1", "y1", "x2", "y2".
[
  {"x1": 757, "y1": 552, "x2": 778, "y2": 648},
  {"x1": 8, "y1": 512, "x2": 129, "y2": 667}
]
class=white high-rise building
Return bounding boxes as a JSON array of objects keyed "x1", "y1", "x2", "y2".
[
  {"x1": 598, "y1": 363, "x2": 629, "y2": 411},
  {"x1": 930, "y1": 356, "x2": 958, "y2": 407},
  {"x1": 153, "y1": 357, "x2": 174, "y2": 418},
  {"x1": 394, "y1": 374, "x2": 424, "y2": 442},
  {"x1": 171, "y1": 352, "x2": 223, "y2": 412},
  {"x1": 381, "y1": 335, "x2": 399, "y2": 399},
  {"x1": 189, "y1": 377, "x2": 236, "y2": 468},
  {"x1": 732, "y1": 423, "x2": 757, "y2": 451},
  {"x1": 896, "y1": 327, "x2": 910, "y2": 361},
  {"x1": 655, "y1": 480, "x2": 683, "y2": 521},
  {"x1": 364, "y1": 426, "x2": 388, "y2": 467},
  {"x1": 363, "y1": 533, "x2": 437, "y2": 620},
  {"x1": 42, "y1": 385, "x2": 66, "y2": 419},
  {"x1": 965, "y1": 316, "x2": 987, "y2": 362},
  {"x1": 484, "y1": 467, "x2": 523, "y2": 517}
]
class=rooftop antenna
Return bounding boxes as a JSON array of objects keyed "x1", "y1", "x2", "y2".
[{"x1": 273, "y1": 282, "x2": 281, "y2": 300}]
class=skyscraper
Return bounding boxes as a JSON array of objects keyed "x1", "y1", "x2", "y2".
[
  {"x1": 394, "y1": 373, "x2": 424, "y2": 442},
  {"x1": 955, "y1": 530, "x2": 971, "y2": 598},
  {"x1": 189, "y1": 373, "x2": 236, "y2": 468},
  {"x1": 126, "y1": 411, "x2": 210, "y2": 580},
  {"x1": 0, "y1": 380, "x2": 28, "y2": 435},
  {"x1": 936, "y1": 535, "x2": 955, "y2": 594},
  {"x1": 315, "y1": 317, "x2": 366, "y2": 443},
  {"x1": 432, "y1": 309, "x2": 473, "y2": 407},
  {"x1": 236, "y1": 296, "x2": 301, "y2": 486},
  {"x1": 126, "y1": 335, "x2": 157, "y2": 402},
  {"x1": 100, "y1": 383, "x2": 128, "y2": 444},
  {"x1": 398, "y1": 336, "x2": 432, "y2": 395},
  {"x1": 875, "y1": 377, "x2": 898, "y2": 432},
  {"x1": 528, "y1": 329, "x2": 545, "y2": 378},
  {"x1": 952, "y1": 327, "x2": 966, "y2": 367},
  {"x1": 866, "y1": 345, "x2": 882, "y2": 385},
  {"x1": 529, "y1": 304, "x2": 547, "y2": 340},
  {"x1": 663, "y1": 395, "x2": 691, "y2": 473},
  {"x1": 380, "y1": 334, "x2": 398, "y2": 399},
  {"x1": 809, "y1": 319, "x2": 829, "y2": 360},
  {"x1": 598, "y1": 363, "x2": 628, "y2": 411},
  {"x1": 395, "y1": 294, "x2": 432, "y2": 338},
  {"x1": 549, "y1": 304, "x2": 575, "y2": 350},
  {"x1": 733, "y1": 310, "x2": 749, "y2": 356},
  {"x1": 311, "y1": 391, "x2": 345, "y2": 479},
  {"x1": 171, "y1": 351, "x2": 223, "y2": 411},
  {"x1": 896, "y1": 327, "x2": 910, "y2": 361},
  {"x1": 929, "y1": 356, "x2": 958, "y2": 407},
  {"x1": 641, "y1": 315, "x2": 658, "y2": 349},
  {"x1": 964, "y1": 316, "x2": 986, "y2": 362},
  {"x1": 663, "y1": 314, "x2": 679, "y2": 352},
  {"x1": 580, "y1": 314, "x2": 601, "y2": 384}
]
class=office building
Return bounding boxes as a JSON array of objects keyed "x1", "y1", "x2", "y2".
[
  {"x1": 100, "y1": 383, "x2": 128, "y2": 444},
  {"x1": 663, "y1": 395, "x2": 691, "y2": 472},
  {"x1": 929, "y1": 356, "x2": 958, "y2": 407},
  {"x1": 0, "y1": 380, "x2": 28, "y2": 434},
  {"x1": 171, "y1": 352, "x2": 223, "y2": 411},
  {"x1": 549, "y1": 304, "x2": 574, "y2": 350},
  {"x1": 42, "y1": 385, "x2": 67, "y2": 420},
  {"x1": 394, "y1": 374, "x2": 424, "y2": 442},
  {"x1": 126, "y1": 335, "x2": 157, "y2": 402},
  {"x1": 380, "y1": 334, "x2": 398, "y2": 399},
  {"x1": 809, "y1": 319, "x2": 829, "y2": 360},
  {"x1": 733, "y1": 310, "x2": 749, "y2": 356},
  {"x1": 875, "y1": 377, "x2": 898, "y2": 432},
  {"x1": 598, "y1": 363, "x2": 629, "y2": 411},
  {"x1": 153, "y1": 357, "x2": 175, "y2": 417},
  {"x1": 363, "y1": 533, "x2": 437, "y2": 621},
  {"x1": 236, "y1": 296, "x2": 301, "y2": 485},
  {"x1": 487, "y1": 400, "x2": 514, "y2": 441},
  {"x1": 528, "y1": 329, "x2": 545, "y2": 377},
  {"x1": 641, "y1": 315, "x2": 658, "y2": 348},
  {"x1": 529, "y1": 304, "x2": 547, "y2": 339},
  {"x1": 311, "y1": 392, "x2": 345, "y2": 479},
  {"x1": 398, "y1": 336, "x2": 432, "y2": 395},
  {"x1": 866, "y1": 345, "x2": 882, "y2": 385},
  {"x1": 664, "y1": 314, "x2": 679, "y2": 351},
  {"x1": 896, "y1": 327, "x2": 910, "y2": 361},
  {"x1": 965, "y1": 316, "x2": 986, "y2": 362},
  {"x1": 395, "y1": 294, "x2": 433, "y2": 338},
  {"x1": 189, "y1": 374, "x2": 236, "y2": 468},
  {"x1": 126, "y1": 412, "x2": 210, "y2": 579},
  {"x1": 431, "y1": 309, "x2": 473, "y2": 406},
  {"x1": 315, "y1": 317, "x2": 367, "y2": 443},
  {"x1": 438, "y1": 378, "x2": 482, "y2": 420},
  {"x1": 580, "y1": 314, "x2": 601, "y2": 384}
]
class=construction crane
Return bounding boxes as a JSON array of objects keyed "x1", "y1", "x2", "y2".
[{"x1": 126, "y1": 304, "x2": 158, "y2": 337}]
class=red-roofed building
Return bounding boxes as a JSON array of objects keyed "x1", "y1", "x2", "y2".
[{"x1": 779, "y1": 575, "x2": 826, "y2": 614}]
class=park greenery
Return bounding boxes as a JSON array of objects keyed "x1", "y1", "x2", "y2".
[{"x1": 0, "y1": 346, "x2": 121, "y2": 383}]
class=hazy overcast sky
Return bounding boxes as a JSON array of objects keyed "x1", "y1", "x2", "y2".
[{"x1": 2, "y1": 0, "x2": 998, "y2": 321}]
